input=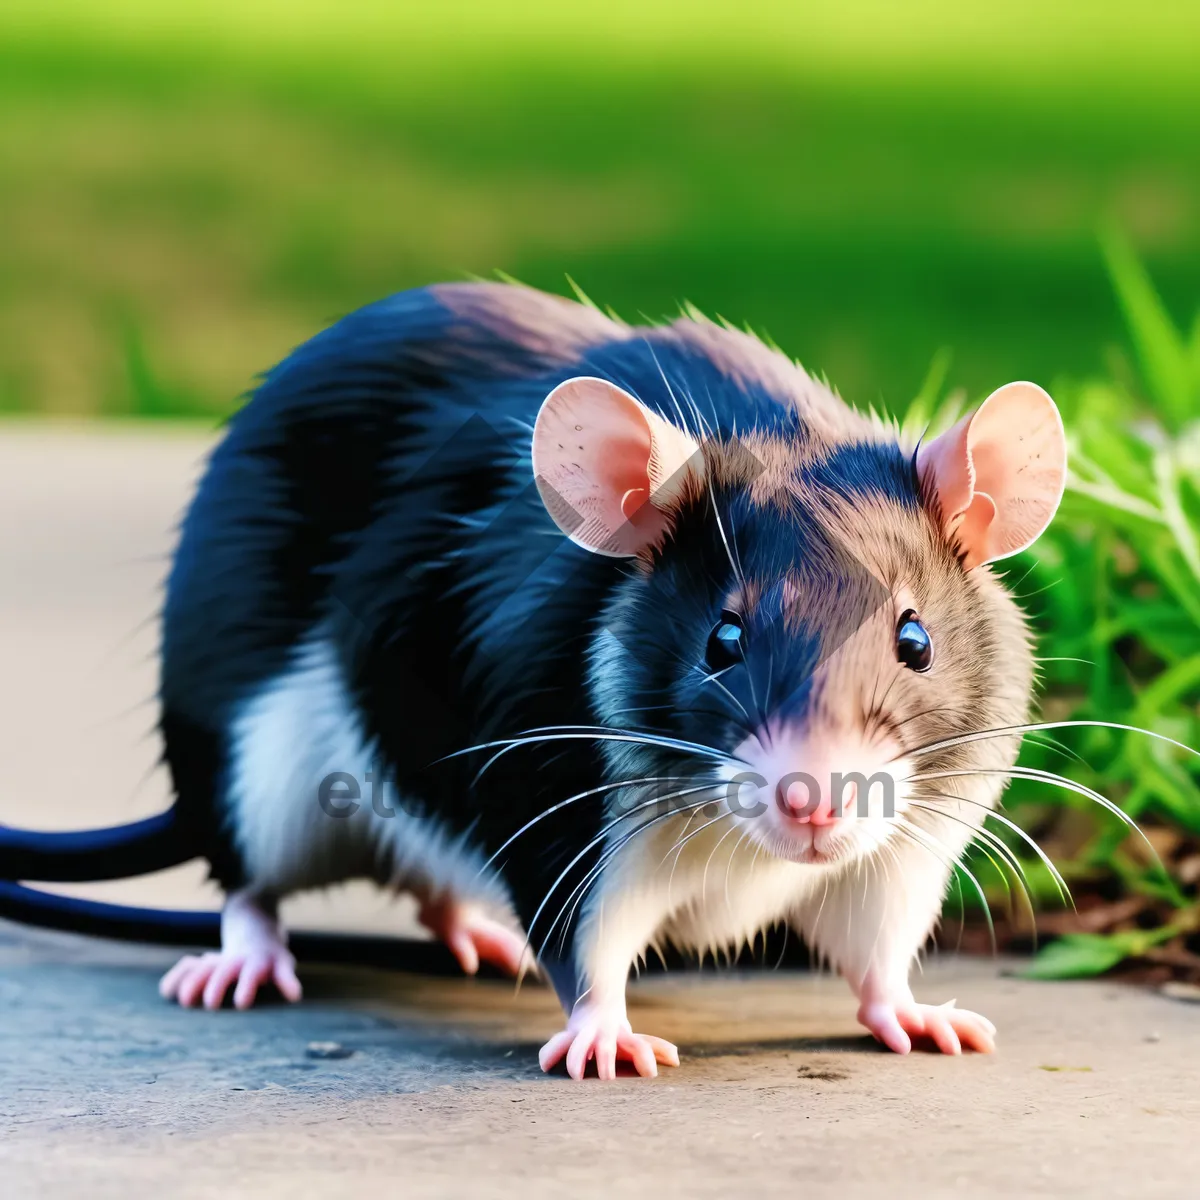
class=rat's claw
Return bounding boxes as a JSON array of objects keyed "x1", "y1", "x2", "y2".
[
  {"x1": 858, "y1": 997, "x2": 995, "y2": 1055},
  {"x1": 539, "y1": 1006, "x2": 679, "y2": 1080}
]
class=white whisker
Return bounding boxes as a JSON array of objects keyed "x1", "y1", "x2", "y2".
[
  {"x1": 904, "y1": 719, "x2": 1199, "y2": 763},
  {"x1": 549, "y1": 794, "x2": 720, "y2": 957},
  {"x1": 530, "y1": 783, "x2": 721, "y2": 955},
  {"x1": 477, "y1": 774, "x2": 690, "y2": 875},
  {"x1": 910, "y1": 764, "x2": 1158, "y2": 863},
  {"x1": 724, "y1": 828, "x2": 751, "y2": 913},
  {"x1": 698, "y1": 669, "x2": 754, "y2": 728},
  {"x1": 438, "y1": 726, "x2": 748, "y2": 784},
  {"x1": 896, "y1": 820, "x2": 997, "y2": 955},
  {"x1": 907, "y1": 800, "x2": 1040, "y2": 929},
  {"x1": 920, "y1": 788, "x2": 1073, "y2": 909}
]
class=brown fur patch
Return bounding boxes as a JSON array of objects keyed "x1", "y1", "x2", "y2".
[
  {"x1": 660, "y1": 316, "x2": 868, "y2": 449},
  {"x1": 431, "y1": 281, "x2": 624, "y2": 371}
]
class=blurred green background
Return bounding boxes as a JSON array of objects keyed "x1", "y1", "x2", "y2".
[
  {"x1": 2, "y1": 0, "x2": 1199, "y2": 418},
  {"x1": 2, "y1": 1, "x2": 1199, "y2": 979}
]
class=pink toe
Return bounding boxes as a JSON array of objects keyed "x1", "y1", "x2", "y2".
[
  {"x1": 957, "y1": 1019, "x2": 995, "y2": 1054},
  {"x1": 962, "y1": 1010, "x2": 998, "y2": 1042},
  {"x1": 159, "y1": 956, "x2": 196, "y2": 999},
  {"x1": 926, "y1": 1014, "x2": 962, "y2": 1056},
  {"x1": 566, "y1": 1033, "x2": 593, "y2": 1081},
  {"x1": 595, "y1": 1034, "x2": 617, "y2": 1080},
  {"x1": 272, "y1": 956, "x2": 303, "y2": 1003},
  {"x1": 646, "y1": 1036, "x2": 680, "y2": 1067},
  {"x1": 539, "y1": 1030, "x2": 574, "y2": 1073},
  {"x1": 448, "y1": 930, "x2": 480, "y2": 976},
  {"x1": 860, "y1": 1003, "x2": 911, "y2": 1054},
  {"x1": 177, "y1": 963, "x2": 212, "y2": 1009},
  {"x1": 203, "y1": 957, "x2": 245, "y2": 1010},
  {"x1": 470, "y1": 923, "x2": 527, "y2": 977},
  {"x1": 622, "y1": 1036, "x2": 658, "y2": 1078},
  {"x1": 232, "y1": 957, "x2": 272, "y2": 1010}
]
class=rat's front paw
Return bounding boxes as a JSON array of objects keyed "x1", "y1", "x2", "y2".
[
  {"x1": 159, "y1": 947, "x2": 302, "y2": 1011},
  {"x1": 539, "y1": 1001, "x2": 679, "y2": 1080},
  {"x1": 858, "y1": 997, "x2": 996, "y2": 1055}
]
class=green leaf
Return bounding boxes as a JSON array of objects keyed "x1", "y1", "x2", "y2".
[
  {"x1": 1024, "y1": 924, "x2": 1183, "y2": 980},
  {"x1": 1154, "y1": 449, "x2": 1200, "y2": 586},
  {"x1": 1024, "y1": 934, "x2": 1132, "y2": 979}
]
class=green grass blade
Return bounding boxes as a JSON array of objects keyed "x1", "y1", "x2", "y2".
[{"x1": 1100, "y1": 224, "x2": 1194, "y2": 429}]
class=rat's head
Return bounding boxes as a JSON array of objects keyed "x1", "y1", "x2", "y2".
[{"x1": 533, "y1": 375, "x2": 1066, "y2": 869}]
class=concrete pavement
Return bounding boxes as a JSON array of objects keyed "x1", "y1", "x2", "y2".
[{"x1": 2, "y1": 927, "x2": 1198, "y2": 1199}]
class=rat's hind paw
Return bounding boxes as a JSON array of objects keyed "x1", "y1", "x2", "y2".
[
  {"x1": 858, "y1": 997, "x2": 996, "y2": 1056},
  {"x1": 539, "y1": 1006, "x2": 679, "y2": 1080},
  {"x1": 417, "y1": 896, "x2": 533, "y2": 979},
  {"x1": 159, "y1": 948, "x2": 302, "y2": 1011}
]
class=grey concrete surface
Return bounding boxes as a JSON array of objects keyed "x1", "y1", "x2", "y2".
[
  {"x1": 3, "y1": 927, "x2": 1199, "y2": 1199},
  {"x1": 1, "y1": 426, "x2": 1198, "y2": 1199}
]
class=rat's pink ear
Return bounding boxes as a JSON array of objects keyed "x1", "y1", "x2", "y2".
[
  {"x1": 532, "y1": 376, "x2": 703, "y2": 557},
  {"x1": 917, "y1": 381, "x2": 1066, "y2": 571}
]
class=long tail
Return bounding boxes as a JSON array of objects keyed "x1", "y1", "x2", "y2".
[
  {"x1": 0, "y1": 881, "x2": 218, "y2": 941},
  {"x1": 0, "y1": 808, "x2": 193, "y2": 882},
  {"x1": 0, "y1": 882, "x2": 483, "y2": 974}
]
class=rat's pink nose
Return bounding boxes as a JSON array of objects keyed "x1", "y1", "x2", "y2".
[{"x1": 778, "y1": 780, "x2": 842, "y2": 826}]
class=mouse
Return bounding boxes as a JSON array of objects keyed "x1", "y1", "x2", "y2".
[{"x1": 0, "y1": 282, "x2": 1066, "y2": 1078}]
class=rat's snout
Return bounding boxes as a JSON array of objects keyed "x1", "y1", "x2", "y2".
[
  {"x1": 729, "y1": 722, "x2": 910, "y2": 865},
  {"x1": 775, "y1": 778, "x2": 846, "y2": 826}
]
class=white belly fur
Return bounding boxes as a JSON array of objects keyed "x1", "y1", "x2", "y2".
[{"x1": 224, "y1": 632, "x2": 509, "y2": 914}]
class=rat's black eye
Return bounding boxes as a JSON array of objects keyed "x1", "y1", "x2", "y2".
[
  {"x1": 705, "y1": 610, "x2": 745, "y2": 672},
  {"x1": 896, "y1": 609, "x2": 933, "y2": 672}
]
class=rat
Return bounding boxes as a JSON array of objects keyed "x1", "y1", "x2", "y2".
[{"x1": 0, "y1": 282, "x2": 1066, "y2": 1078}]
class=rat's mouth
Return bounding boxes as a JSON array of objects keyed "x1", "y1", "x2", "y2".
[{"x1": 771, "y1": 822, "x2": 850, "y2": 866}]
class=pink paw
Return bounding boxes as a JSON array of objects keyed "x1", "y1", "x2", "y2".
[
  {"x1": 418, "y1": 896, "x2": 532, "y2": 978},
  {"x1": 539, "y1": 1005, "x2": 679, "y2": 1080},
  {"x1": 159, "y1": 948, "x2": 302, "y2": 1011},
  {"x1": 858, "y1": 997, "x2": 996, "y2": 1055}
]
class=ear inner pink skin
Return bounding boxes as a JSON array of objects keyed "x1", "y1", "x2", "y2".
[
  {"x1": 620, "y1": 487, "x2": 649, "y2": 519},
  {"x1": 955, "y1": 492, "x2": 997, "y2": 568},
  {"x1": 917, "y1": 381, "x2": 1066, "y2": 571},
  {"x1": 532, "y1": 376, "x2": 701, "y2": 557}
]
